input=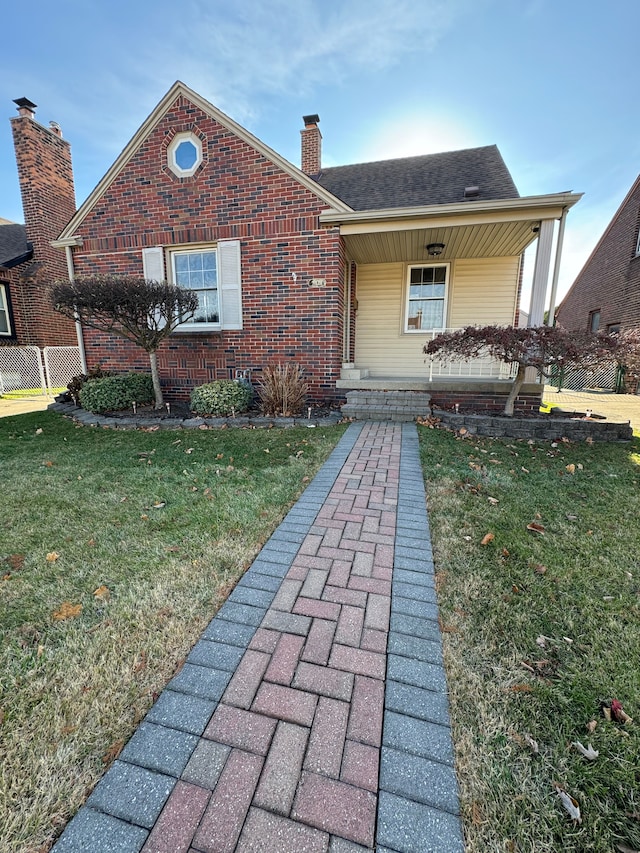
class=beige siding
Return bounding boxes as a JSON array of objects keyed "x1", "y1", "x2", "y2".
[
  {"x1": 449, "y1": 257, "x2": 519, "y2": 327},
  {"x1": 354, "y1": 257, "x2": 519, "y2": 377}
]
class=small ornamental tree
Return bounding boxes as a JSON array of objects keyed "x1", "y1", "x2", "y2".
[
  {"x1": 423, "y1": 325, "x2": 620, "y2": 416},
  {"x1": 615, "y1": 327, "x2": 640, "y2": 393},
  {"x1": 52, "y1": 276, "x2": 199, "y2": 408}
]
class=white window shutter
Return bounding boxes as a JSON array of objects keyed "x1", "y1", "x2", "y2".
[
  {"x1": 142, "y1": 246, "x2": 165, "y2": 282},
  {"x1": 218, "y1": 240, "x2": 243, "y2": 330}
]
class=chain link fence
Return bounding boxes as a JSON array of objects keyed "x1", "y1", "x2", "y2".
[{"x1": 0, "y1": 346, "x2": 81, "y2": 396}]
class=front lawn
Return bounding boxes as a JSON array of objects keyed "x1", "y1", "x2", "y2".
[
  {"x1": 421, "y1": 426, "x2": 640, "y2": 852},
  {"x1": 0, "y1": 411, "x2": 345, "y2": 853}
]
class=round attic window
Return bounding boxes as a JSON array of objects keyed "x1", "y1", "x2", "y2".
[{"x1": 168, "y1": 131, "x2": 203, "y2": 177}]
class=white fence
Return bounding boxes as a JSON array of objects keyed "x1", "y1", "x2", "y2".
[
  {"x1": 0, "y1": 346, "x2": 82, "y2": 396},
  {"x1": 423, "y1": 329, "x2": 518, "y2": 382}
]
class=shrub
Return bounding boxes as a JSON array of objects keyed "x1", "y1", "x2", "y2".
[
  {"x1": 67, "y1": 365, "x2": 111, "y2": 405},
  {"x1": 257, "y1": 364, "x2": 308, "y2": 416},
  {"x1": 190, "y1": 380, "x2": 252, "y2": 416},
  {"x1": 79, "y1": 373, "x2": 154, "y2": 413}
]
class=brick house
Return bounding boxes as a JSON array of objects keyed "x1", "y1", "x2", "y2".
[
  {"x1": 1, "y1": 99, "x2": 77, "y2": 349},
  {"x1": 556, "y1": 174, "x2": 640, "y2": 337},
  {"x1": 51, "y1": 81, "x2": 581, "y2": 412}
]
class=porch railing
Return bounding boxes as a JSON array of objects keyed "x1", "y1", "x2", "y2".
[{"x1": 423, "y1": 328, "x2": 518, "y2": 382}]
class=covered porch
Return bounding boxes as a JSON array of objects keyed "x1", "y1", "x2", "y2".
[{"x1": 321, "y1": 192, "x2": 580, "y2": 414}]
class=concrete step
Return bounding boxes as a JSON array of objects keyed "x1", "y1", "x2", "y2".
[{"x1": 341, "y1": 390, "x2": 432, "y2": 422}]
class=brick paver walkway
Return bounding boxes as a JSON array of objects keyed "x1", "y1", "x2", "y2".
[{"x1": 53, "y1": 422, "x2": 463, "y2": 853}]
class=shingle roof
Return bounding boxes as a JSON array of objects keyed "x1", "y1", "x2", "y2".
[
  {"x1": 0, "y1": 222, "x2": 32, "y2": 268},
  {"x1": 313, "y1": 144, "x2": 519, "y2": 211}
]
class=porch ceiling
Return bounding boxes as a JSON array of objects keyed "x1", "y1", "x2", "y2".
[
  {"x1": 341, "y1": 219, "x2": 539, "y2": 265},
  {"x1": 319, "y1": 192, "x2": 582, "y2": 266}
]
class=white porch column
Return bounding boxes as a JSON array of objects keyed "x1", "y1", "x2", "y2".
[{"x1": 528, "y1": 218, "x2": 555, "y2": 326}]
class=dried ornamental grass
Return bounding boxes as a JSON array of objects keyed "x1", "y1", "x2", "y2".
[{"x1": 257, "y1": 363, "x2": 309, "y2": 416}]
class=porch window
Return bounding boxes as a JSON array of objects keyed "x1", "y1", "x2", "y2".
[
  {"x1": 0, "y1": 284, "x2": 11, "y2": 335},
  {"x1": 405, "y1": 264, "x2": 448, "y2": 332},
  {"x1": 170, "y1": 248, "x2": 220, "y2": 326}
]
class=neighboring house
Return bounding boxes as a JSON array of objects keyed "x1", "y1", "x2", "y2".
[
  {"x1": 557, "y1": 174, "x2": 640, "y2": 336},
  {"x1": 48, "y1": 81, "x2": 579, "y2": 412},
  {"x1": 2, "y1": 99, "x2": 77, "y2": 349}
]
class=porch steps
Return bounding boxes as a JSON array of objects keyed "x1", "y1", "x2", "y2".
[{"x1": 341, "y1": 390, "x2": 432, "y2": 422}]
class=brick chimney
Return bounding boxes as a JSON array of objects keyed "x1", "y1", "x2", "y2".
[
  {"x1": 9, "y1": 97, "x2": 77, "y2": 346},
  {"x1": 11, "y1": 98, "x2": 76, "y2": 263},
  {"x1": 301, "y1": 114, "x2": 321, "y2": 175}
]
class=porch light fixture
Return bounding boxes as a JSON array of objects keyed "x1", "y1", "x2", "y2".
[{"x1": 426, "y1": 242, "x2": 445, "y2": 256}]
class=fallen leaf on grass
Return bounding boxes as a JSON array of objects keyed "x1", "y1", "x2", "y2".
[
  {"x1": 93, "y1": 585, "x2": 110, "y2": 601},
  {"x1": 5, "y1": 554, "x2": 24, "y2": 570},
  {"x1": 133, "y1": 651, "x2": 147, "y2": 673},
  {"x1": 527, "y1": 522, "x2": 545, "y2": 534},
  {"x1": 35, "y1": 428, "x2": 43, "y2": 435},
  {"x1": 152, "y1": 501, "x2": 166, "y2": 509},
  {"x1": 480, "y1": 532, "x2": 494, "y2": 546},
  {"x1": 554, "y1": 783, "x2": 582, "y2": 823},
  {"x1": 586, "y1": 720, "x2": 597, "y2": 734},
  {"x1": 102, "y1": 739, "x2": 124, "y2": 765},
  {"x1": 487, "y1": 496, "x2": 499, "y2": 505},
  {"x1": 566, "y1": 464, "x2": 576, "y2": 474},
  {"x1": 571, "y1": 741, "x2": 599, "y2": 760},
  {"x1": 533, "y1": 563, "x2": 547, "y2": 574},
  {"x1": 507, "y1": 684, "x2": 533, "y2": 692},
  {"x1": 566, "y1": 514, "x2": 578, "y2": 521},
  {"x1": 43, "y1": 460, "x2": 54, "y2": 468},
  {"x1": 471, "y1": 801, "x2": 484, "y2": 825},
  {"x1": 184, "y1": 448, "x2": 194, "y2": 454},
  {"x1": 615, "y1": 845, "x2": 640, "y2": 853},
  {"x1": 611, "y1": 699, "x2": 633, "y2": 724},
  {"x1": 46, "y1": 551, "x2": 60, "y2": 562},
  {"x1": 52, "y1": 601, "x2": 82, "y2": 621}
]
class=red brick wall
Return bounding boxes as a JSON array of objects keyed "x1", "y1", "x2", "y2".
[
  {"x1": 431, "y1": 389, "x2": 542, "y2": 415},
  {"x1": 10, "y1": 112, "x2": 77, "y2": 347},
  {"x1": 70, "y1": 95, "x2": 346, "y2": 402},
  {"x1": 557, "y1": 176, "x2": 640, "y2": 333}
]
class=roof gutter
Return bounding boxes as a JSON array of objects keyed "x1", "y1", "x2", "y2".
[
  {"x1": 319, "y1": 192, "x2": 583, "y2": 227},
  {"x1": 52, "y1": 238, "x2": 87, "y2": 372}
]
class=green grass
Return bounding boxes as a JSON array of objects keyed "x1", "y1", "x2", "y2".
[
  {"x1": 419, "y1": 425, "x2": 640, "y2": 852},
  {"x1": 0, "y1": 388, "x2": 63, "y2": 399},
  {"x1": 0, "y1": 411, "x2": 345, "y2": 853}
]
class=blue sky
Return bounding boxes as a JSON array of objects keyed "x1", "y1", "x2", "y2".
[{"x1": 2, "y1": 0, "x2": 639, "y2": 306}]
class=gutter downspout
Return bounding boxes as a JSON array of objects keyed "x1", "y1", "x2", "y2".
[
  {"x1": 63, "y1": 244, "x2": 87, "y2": 372},
  {"x1": 547, "y1": 206, "x2": 568, "y2": 326}
]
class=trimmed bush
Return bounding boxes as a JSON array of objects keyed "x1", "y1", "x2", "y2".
[
  {"x1": 190, "y1": 380, "x2": 252, "y2": 416},
  {"x1": 257, "y1": 364, "x2": 308, "y2": 416},
  {"x1": 79, "y1": 373, "x2": 155, "y2": 413}
]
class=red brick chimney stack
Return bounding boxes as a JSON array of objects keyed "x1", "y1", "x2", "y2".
[
  {"x1": 11, "y1": 97, "x2": 76, "y2": 269},
  {"x1": 9, "y1": 97, "x2": 77, "y2": 346},
  {"x1": 301, "y1": 114, "x2": 321, "y2": 175}
]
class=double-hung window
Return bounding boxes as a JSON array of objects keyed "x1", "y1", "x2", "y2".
[
  {"x1": 0, "y1": 284, "x2": 11, "y2": 336},
  {"x1": 405, "y1": 265, "x2": 448, "y2": 332},
  {"x1": 142, "y1": 241, "x2": 243, "y2": 332},
  {"x1": 171, "y1": 249, "x2": 219, "y2": 326}
]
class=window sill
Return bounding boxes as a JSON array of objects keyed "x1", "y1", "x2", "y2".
[{"x1": 173, "y1": 324, "x2": 223, "y2": 335}]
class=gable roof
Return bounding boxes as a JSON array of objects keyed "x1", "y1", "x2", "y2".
[
  {"x1": 313, "y1": 145, "x2": 519, "y2": 211},
  {"x1": 0, "y1": 222, "x2": 32, "y2": 268},
  {"x1": 57, "y1": 81, "x2": 352, "y2": 242}
]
